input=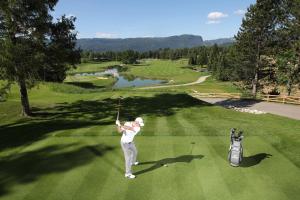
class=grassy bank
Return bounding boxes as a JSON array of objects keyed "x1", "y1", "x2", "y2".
[{"x1": 68, "y1": 61, "x2": 121, "y2": 74}]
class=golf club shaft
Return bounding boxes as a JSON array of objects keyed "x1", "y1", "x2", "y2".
[{"x1": 116, "y1": 97, "x2": 121, "y2": 121}]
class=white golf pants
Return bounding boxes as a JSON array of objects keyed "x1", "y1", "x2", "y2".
[{"x1": 120, "y1": 141, "x2": 137, "y2": 174}]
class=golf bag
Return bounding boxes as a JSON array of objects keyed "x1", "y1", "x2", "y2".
[{"x1": 228, "y1": 128, "x2": 243, "y2": 167}]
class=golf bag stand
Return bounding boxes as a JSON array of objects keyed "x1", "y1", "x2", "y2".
[{"x1": 228, "y1": 128, "x2": 244, "y2": 167}]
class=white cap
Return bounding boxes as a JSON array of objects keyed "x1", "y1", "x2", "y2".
[{"x1": 135, "y1": 117, "x2": 144, "y2": 127}]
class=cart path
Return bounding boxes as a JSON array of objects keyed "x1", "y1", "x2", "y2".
[
  {"x1": 198, "y1": 98, "x2": 300, "y2": 120},
  {"x1": 137, "y1": 75, "x2": 211, "y2": 89}
]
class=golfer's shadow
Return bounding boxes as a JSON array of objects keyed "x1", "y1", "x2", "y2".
[
  {"x1": 135, "y1": 155, "x2": 204, "y2": 175},
  {"x1": 240, "y1": 153, "x2": 272, "y2": 167}
]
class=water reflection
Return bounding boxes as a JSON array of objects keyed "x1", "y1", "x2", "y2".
[{"x1": 74, "y1": 68, "x2": 164, "y2": 88}]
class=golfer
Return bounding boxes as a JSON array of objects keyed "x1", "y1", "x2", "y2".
[{"x1": 116, "y1": 117, "x2": 144, "y2": 179}]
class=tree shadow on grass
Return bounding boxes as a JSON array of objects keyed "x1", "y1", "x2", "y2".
[
  {"x1": 32, "y1": 93, "x2": 210, "y2": 120},
  {"x1": 0, "y1": 93, "x2": 210, "y2": 151},
  {"x1": 65, "y1": 82, "x2": 106, "y2": 89},
  {"x1": 240, "y1": 153, "x2": 272, "y2": 167},
  {"x1": 135, "y1": 155, "x2": 204, "y2": 175},
  {"x1": 0, "y1": 143, "x2": 115, "y2": 197},
  {"x1": 215, "y1": 99, "x2": 263, "y2": 108},
  {"x1": 0, "y1": 120, "x2": 108, "y2": 151}
]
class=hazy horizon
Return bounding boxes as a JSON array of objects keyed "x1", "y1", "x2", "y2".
[{"x1": 77, "y1": 34, "x2": 234, "y2": 40}]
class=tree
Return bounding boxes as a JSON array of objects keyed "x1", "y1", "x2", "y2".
[
  {"x1": 188, "y1": 54, "x2": 196, "y2": 65},
  {"x1": 275, "y1": 0, "x2": 300, "y2": 95},
  {"x1": 213, "y1": 53, "x2": 228, "y2": 81},
  {"x1": 0, "y1": 79, "x2": 11, "y2": 102},
  {"x1": 277, "y1": 50, "x2": 300, "y2": 95},
  {"x1": 224, "y1": 45, "x2": 245, "y2": 81},
  {"x1": 235, "y1": 0, "x2": 284, "y2": 97},
  {"x1": 121, "y1": 50, "x2": 138, "y2": 64},
  {"x1": 207, "y1": 44, "x2": 220, "y2": 72},
  {"x1": 0, "y1": 0, "x2": 80, "y2": 116},
  {"x1": 197, "y1": 49, "x2": 208, "y2": 66},
  {"x1": 41, "y1": 15, "x2": 81, "y2": 82}
]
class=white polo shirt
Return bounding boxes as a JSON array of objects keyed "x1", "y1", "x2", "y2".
[{"x1": 121, "y1": 122, "x2": 141, "y2": 143}]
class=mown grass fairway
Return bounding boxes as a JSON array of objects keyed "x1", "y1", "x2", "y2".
[
  {"x1": 123, "y1": 59, "x2": 201, "y2": 84},
  {"x1": 0, "y1": 60, "x2": 299, "y2": 200}
]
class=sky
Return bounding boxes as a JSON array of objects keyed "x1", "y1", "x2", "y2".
[{"x1": 52, "y1": 0, "x2": 256, "y2": 40}]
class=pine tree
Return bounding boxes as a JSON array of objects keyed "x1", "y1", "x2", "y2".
[
  {"x1": 277, "y1": 50, "x2": 300, "y2": 95},
  {"x1": 235, "y1": 0, "x2": 284, "y2": 97},
  {"x1": 207, "y1": 44, "x2": 220, "y2": 72},
  {"x1": 197, "y1": 49, "x2": 208, "y2": 66},
  {"x1": 0, "y1": 0, "x2": 80, "y2": 116},
  {"x1": 275, "y1": 0, "x2": 300, "y2": 95}
]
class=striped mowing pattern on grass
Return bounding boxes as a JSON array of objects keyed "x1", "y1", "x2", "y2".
[
  {"x1": 1, "y1": 136, "x2": 299, "y2": 200},
  {"x1": 1, "y1": 71, "x2": 300, "y2": 200}
]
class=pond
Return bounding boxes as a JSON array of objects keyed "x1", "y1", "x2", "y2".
[
  {"x1": 74, "y1": 68, "x2": 164, "y2": 88},
  {"x1": 113, "y1": 76, "x2": 163, "y2": 88}
]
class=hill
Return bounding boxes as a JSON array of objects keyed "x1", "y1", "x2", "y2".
[
  {"x1": 76, "y1": 35, "x2": 234, "y2": 52},
  {"x1": 203, "y1": 38, "x2": 235, "y2": 46}
]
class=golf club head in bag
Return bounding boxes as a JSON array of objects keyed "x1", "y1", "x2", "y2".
[{"x1": 228, "y1": 128, "x2": 244, "y2": 167}]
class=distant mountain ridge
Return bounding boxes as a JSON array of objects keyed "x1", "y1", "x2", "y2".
[
  {"x1": 77, "y1": 35, "x2": 234, "y2": 52},
  {"x1": 203, "y1": 38, "x2": 235, "y2": 46}
]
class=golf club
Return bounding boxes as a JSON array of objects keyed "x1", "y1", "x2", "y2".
[{"x1": 116, "y1": 96, "x2": 123, "y2": 121}]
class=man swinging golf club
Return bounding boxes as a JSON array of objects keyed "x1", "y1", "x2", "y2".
[{"x1": 116, "y1": 117, "x2": 144, "y2": 179}]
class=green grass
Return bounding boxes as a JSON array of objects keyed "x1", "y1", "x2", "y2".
[
  {"x1": 182, "y1": 76, "x2": 240, "y2": 93},
  {"x1": 65, "y1": 62, "x2": 118, "y2": 89},
  {"x1": 68, "y1": 61, "x2": 121, "y2": 74},
  {"x1": 123, "y1": 59, "x2": 201, "y2": 84},
  {"x1": 140, "y1": 76, "x2": 240, "y2": 93},
  {"x1": 64, "y1": 75, "x2": 116, "y2": 89},
  {"x1": 0, "y1": 60, "x2": 299, "y2": 200}
]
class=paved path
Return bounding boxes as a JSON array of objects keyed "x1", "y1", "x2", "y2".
[
  {"x1": 198, "y1": 98, "x2": 300, "y2": 120},
  {"x1": 137, "y1": 75, "x2": 211, "y2": 89}
]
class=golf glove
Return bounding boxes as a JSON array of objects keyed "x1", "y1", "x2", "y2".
[{"x1": 116, "y1": 120, "x2": 121, "y2": 126}]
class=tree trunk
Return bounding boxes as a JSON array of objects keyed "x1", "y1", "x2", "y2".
[
  {"x1": 252, "y1": 71, "x2": 258, "y2": 98},
  {"x1": 252, "y1": 43, "x2": 260, "y2": 99},
  {"x1": 287, "y1": 80, "x2": 292, "y2": 96},
  {"x1": 18, "y1": 77, "x2": 31, "y2": 116}
]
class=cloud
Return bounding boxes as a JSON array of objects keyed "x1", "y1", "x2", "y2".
[
  {"x1": 234, "y1": 9, "x2": 246, "y2": 15},
  {"x1": 206, "y1": 20, "x2": 220, "y2": 24},
  {"x1": 95, "y1": 32, "x2": 118, "y2": 38},
  {"x1": 207, "y1": 11, "x2": 228, "y2": 24},
  {"x1": 208, "y1": 12, "x2": 228, "y2": 20}
]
